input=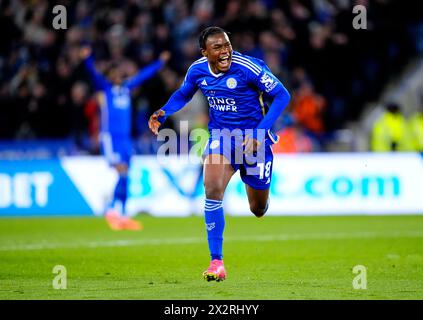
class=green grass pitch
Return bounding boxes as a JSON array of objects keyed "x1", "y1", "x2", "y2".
[{"x1": 0, "y1": 215, "x2": 422, "y2": 300}]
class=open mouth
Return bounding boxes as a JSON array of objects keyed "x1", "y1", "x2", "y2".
[{"x1": 217, "y1": 55, "x2": 231, "y2": 69}]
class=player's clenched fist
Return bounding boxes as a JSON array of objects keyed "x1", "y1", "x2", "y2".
[
  {"x1": 79, "y1": 46, "x2": 92, "y2": 60},
  {"x1": 159, "y1": 51, "x2": 171, "y2": 64},
  {"x1": 242, "y1": 135, "x2": 261, "y2": 154},
  {"x1": 148, "y1": 109, "x2": 166, "y2": 135}
]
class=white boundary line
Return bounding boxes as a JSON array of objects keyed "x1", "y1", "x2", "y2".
[{"x1": 1, "y1": 231, "x2": 422, "y2": 252}]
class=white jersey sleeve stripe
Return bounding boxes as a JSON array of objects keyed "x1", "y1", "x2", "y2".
[
  {"x1": 232, "y1": 58, "x2": 261, "y2": 75},
  {"x1": 232, "y1": 60, "x2": 260, "y2": 76},
  {"x1": 184, "y1": 57, "x2": 207, "y2": 81},
  {"x1": 232, "y1": 55, "x2": 262, "y2": 73},
  {"x1": 233, "y1": 54, "x2": 262, "y2": 72},
  {"x1": 190, "y1": 57, "x2": 207, "y2": 67}
]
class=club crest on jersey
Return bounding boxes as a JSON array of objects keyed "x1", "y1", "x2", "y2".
[
  {"x1": 260, "y1": 72, "x2": 278, "y2": 92},
  {"x1": 226, "y1": 77, "x2": 237, "y2": 89}
]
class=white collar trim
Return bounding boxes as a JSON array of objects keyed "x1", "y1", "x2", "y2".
[{"x1": 208, "y1": 63, "x2": 224, "y2": 77}]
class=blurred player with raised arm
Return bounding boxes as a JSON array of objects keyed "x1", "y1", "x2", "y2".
[
  {"x1": 81, "y1": 46, "x2": 170, "y2": 231},
  {"x1": 148, "y1": 27, "x2": 290, "y2": 281}
]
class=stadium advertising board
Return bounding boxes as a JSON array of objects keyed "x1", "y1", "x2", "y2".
[
  {"x1": 0, "y1": 159, "x2": 92, "y2": 216},
  {"x1": 0, "y1": 153, "x2": 422, "y2": 216}
]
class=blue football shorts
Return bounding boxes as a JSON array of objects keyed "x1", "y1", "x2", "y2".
[
  {"x1": 100, "y1": 132, "x2": 132, "y2": 166},
  {"x1": 202, "y1": 131, "x2": 276, "y2": 190}
]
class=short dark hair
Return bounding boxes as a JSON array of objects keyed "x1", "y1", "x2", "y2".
[
  {"x1": 105, "y1": 62, "x2": 120, "y2": 77},
  {"x1": 198, "y1": 26, "x2": 229, "y2": 49},
  {"x1": 386, "y1": 102, "x2": 401, "y2": 113}
]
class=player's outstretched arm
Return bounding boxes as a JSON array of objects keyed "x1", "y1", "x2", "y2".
[
  {"x1": 125, "y1": 51, "x2": 171, "y2": 90},
  {"x1": 148, "y1": 62, "x2": 199, "y2": 135},
  {"x1": 80, "y1": 46, "x2": 109, "y2": 89},
  {"x1": 147, "y1": 88, "x2": 194, "y2": 136}
]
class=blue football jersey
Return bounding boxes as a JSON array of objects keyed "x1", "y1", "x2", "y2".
[
  {"x1": 84, "y1": 57, "x2": 163, "y2": 136},
  {"x1": 174, "y1": 51, "x2": 287, "y2": 133},
  {"x1": 97, "y1": 85, "x2": 131, "y2": 136}
]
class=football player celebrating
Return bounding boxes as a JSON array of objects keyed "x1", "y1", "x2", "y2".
[
  {"x1": 81, "y1": 46, "x2": 170, "y2": 230},
  {"x1": 149, "y1": 27, "x2": 290, "y2": 281}
]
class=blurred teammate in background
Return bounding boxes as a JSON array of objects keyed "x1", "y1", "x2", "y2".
[
  {"x1": 80, "y1": 46, "x2": 170, "y2": 230},
  {"x1": 148, "y1": 27, "x2": 290, "y2": 281}
]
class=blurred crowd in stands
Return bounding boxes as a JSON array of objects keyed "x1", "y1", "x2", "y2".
[
  {"x1": 1, "y1": 0, "x2": 422, "y2": 156},
  {"x1": 371, "y1": 101, "x2": 423, "y2": 152}
]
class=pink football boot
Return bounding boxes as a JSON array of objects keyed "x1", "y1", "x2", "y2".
[{"x1": 203, "y1": 259, "x2": 227, "y2": 282}]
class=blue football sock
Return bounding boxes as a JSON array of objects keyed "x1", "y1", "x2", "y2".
[
  {"x1": 205, "y1": 199, "x2": 225, "y2": 261},
  {"x1": 113, "y1": 174, "x2": 128, "y2": 214}
]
